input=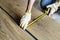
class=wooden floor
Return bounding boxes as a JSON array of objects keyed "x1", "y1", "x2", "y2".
[
  {"x1": 0, "y1": 8, "x2": 32, "y2": 40},
  {"x1": 0, "y1": 0, "x2": 60, "y2": 40}
]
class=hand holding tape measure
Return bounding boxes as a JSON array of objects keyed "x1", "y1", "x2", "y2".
[{"x1": 20, "y1": 2, "x2": 60, "y2": 30}]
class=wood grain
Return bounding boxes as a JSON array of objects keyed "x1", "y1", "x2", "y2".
[
  {"x1": 0, "y1": 0, "x2": 60, "y2": 40},
  {"x1": 0, "y1": 8, "x2": 32, "y2": 40},
  {"x1": 0, "y1": 0, "x2": 42, "y2": 22}
]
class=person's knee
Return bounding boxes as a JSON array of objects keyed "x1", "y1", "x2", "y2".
[{"x1": 40, "y1": 0, "x2": 56, "y2": 10}]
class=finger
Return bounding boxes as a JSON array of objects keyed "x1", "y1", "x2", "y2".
[
  {"x1": 20, "y1": 20, "x2": 25, "y2": 28},
  {"x1": 21, "y1": 20, "x2": 27, "y2": 28},
  {"x1": 21, "y1": 23, "x2": 25, "y2": 28},
  {"x1": 20, "y1": 20, "x2": 23, "y2": 27},
  {"x1": 23, "y1": 22, "x2": 28, "y2": 30}
]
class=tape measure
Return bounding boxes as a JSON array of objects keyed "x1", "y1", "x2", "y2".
[
  {"x1": 27, "y1": 3, "x2": 60, "y2": 28},
  {"x1": 27, "y1": 8, "x2": 51, "y2": 27}
]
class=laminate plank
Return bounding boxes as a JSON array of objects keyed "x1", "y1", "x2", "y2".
[{"x1": 0, "y1": 8, "x2": 32, "y2": 40}]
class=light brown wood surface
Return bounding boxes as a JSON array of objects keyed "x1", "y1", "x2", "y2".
[
  {"x1": 0, "y1": 0, "x2": 42, "y2": 21},
  {"x1": 0, "y1": 0, "x2": 60, "y2": 40},
  {"x1": 0, "y1": 8, "x2": 32, "y2": 40}
]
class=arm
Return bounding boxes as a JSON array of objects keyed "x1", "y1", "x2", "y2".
[
  {"x1": 20, "y1": 0, "x2": 35, "y2": 30},
  {"x1": 26, "y1": 0, "x2": 35, "y2": 12}
]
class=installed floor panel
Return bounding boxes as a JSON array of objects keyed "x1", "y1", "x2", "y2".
[{"x1": 0, "y1": 8, "x2": 32, "y2": 40}]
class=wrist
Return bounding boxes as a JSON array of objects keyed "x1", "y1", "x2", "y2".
[
  {"x1": 25, "y1": 11, "x2": 31, "y2": 14},
  {"x1": 55, "y1": 2, "x2": 60, "y2": 6}
]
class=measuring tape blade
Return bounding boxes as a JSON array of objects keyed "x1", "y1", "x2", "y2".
[{"x1": 27, "y1": 8, "x2": 51, "y2": 27}]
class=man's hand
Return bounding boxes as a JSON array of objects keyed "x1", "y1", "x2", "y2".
[
  {"x1": 47, "y1": 3, "x2": 59, "y2": 16},
  {"x1": 20, "y1": 12, "x2": 31, "y2": 30}
]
